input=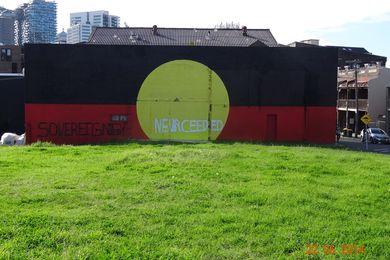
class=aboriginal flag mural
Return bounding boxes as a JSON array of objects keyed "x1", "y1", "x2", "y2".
[{"x1": 24, "y1": 44, "x2": 337, "y2": 144}]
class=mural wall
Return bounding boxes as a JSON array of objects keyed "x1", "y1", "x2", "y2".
[{"x1": 24, "y1": 44, "x2": 337, "y2": 144}]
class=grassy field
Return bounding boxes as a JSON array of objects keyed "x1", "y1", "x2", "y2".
[{"x1": 0, "y1": 142, "x2": 389, "y2": 259}]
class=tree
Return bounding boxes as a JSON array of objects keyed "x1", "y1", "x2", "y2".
[{"x1": 215, "y1": 21, "x2": 241, "y2": 29}]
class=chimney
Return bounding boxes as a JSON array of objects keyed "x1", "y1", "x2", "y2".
[
  {"x1": 152, "y1": 25, "x2": 158, "y2": 35},
  {"x1": 242, "y1": 26, "x2": 248, "y2": 36},
  {"x1": 205, "y1": 31, "x2": 211, "y2": 40}
]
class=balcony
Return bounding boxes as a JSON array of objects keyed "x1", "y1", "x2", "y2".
[{"x1": 337, "y1": 99, "x2": 368, "y2": 111}]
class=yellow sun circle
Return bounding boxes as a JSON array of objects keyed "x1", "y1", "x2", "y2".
[{"x1": 136, "y1": 60, "x2": 230, "y2": 141}]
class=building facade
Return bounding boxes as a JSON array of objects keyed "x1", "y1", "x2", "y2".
[
  {"x1": 67, "y1": 11, "x2": 120, "y2": 44},
  {"x1": 337, "y1": 64, "x2": 390, "y2": 135},
  {"x1": 14, "y1": 0, "x2": 57, "y2": 45},
  {"x1": 387, "y1": 87, "x2": 390, "y2": 133},
  {"x1": 109, "y1": 16, "x2": 120, "y2": 27},
  {"x1": 288, "y1": 40, "x2": 389, "y2": 136},
  {"x1": 0, "y1": 45, "x2": 23, "y2": 73},
  {"x1": 55, "y1": 29, "x2": 67, "y2": 44},
  {"x1": 67, "y1": 24, "x2": 92, "y2": 44},
  {"x1": 0, "y1": 8, "x2": 15, "y2": 45},
  {"x1": 24, "y1": 44, "x2": 337, "y2": 145},
  {"x1": 70, "y1": 11, "x2": 120, "y2": 27}
]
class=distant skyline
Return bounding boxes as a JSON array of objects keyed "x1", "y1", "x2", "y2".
[{"x1": 3, "y1": 0, "x2": 390, "y2": 65}]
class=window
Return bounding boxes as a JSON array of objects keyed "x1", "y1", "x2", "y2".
[
  {"x1": 1, "y1": 48, "x2": 12, "y2": 61},
  {"x1": 111, "y1": 115, "x2": 128, "y2": 122}
]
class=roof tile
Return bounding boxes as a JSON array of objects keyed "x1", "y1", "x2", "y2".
[{"x1": 88, "y1": 27, "x2": 278, "y2": 47}]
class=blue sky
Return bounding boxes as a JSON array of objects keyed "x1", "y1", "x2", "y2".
[
  {"x1": 316, "y1": 20, "x2": 390, "y2": 63},
  {"x1": 2, "y1": 0, "x2": 390, "y2": 66}
]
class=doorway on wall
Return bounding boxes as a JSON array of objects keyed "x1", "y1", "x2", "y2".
[
  {"x1": 12, "y1": 63, "x2": 17, "y2": 73},
  {"x1": 266, "y1": 114, "x2": 277, "y2": 141}
]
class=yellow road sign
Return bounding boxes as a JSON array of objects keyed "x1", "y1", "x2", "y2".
[{"x1": 361, "y1": 114, "x2": 371, "y2": 125}]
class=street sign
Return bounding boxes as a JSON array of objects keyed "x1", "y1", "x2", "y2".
[{"x1": 361, "y1": 114, "x2": 371, "y2": 125}]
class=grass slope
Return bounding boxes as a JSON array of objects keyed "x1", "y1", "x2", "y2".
[{"x1": 0, "y1": 142, "x2": 389, "y2": 259}]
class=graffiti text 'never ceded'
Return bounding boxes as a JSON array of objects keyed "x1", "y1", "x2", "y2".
[{"x1": 154, "y1": 118, "x2": 224, "y2": 133}]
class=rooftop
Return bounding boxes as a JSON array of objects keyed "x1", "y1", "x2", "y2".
[{"x1": 88, "y1": 26, "x2": 278, "y2": 47}]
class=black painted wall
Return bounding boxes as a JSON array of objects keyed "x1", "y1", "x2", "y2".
[
  {"x1": 25, "y1": 44, "x2": 337, "y2": 107},
  {"x1": 0, "y1": 77, "x2": 25, "y2": 134}
]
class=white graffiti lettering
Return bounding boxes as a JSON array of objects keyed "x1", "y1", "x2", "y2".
[{"x1": 154, "y1": 118, "x2": 224, "y2": 133}]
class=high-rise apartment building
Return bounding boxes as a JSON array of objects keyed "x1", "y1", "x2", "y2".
[
  {"x1": 67, "y1": 11, "x2": 120, "y2": 44},
  {"x1": 110, "y1": 16, "x2": 120, "y2": 28},
  {"x1": 14, "y1": 0, "x2": 57, "y2": 45},
  {"x1": 0, "y1": 8, "x2": 15, "y2": 45},
  {"x1": 70, "y1": 11, "x2": 120, "y2": 27},
  {"x1": 67, "y1": 24, "x2": 92, "y2": 44}
]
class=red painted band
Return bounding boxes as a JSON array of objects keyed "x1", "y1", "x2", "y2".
[{"x1": 25, "y1": 104, "x2": 335, "y2": 144}]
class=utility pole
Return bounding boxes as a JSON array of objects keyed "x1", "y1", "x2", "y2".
[
  {"x1": 354, "y1": 62, "x2": 359, "y2": 137},
  {"x1": 387, "y1": 86, "x2": 390, "y2": 135},
  {"x1": 346, "y1": 59, "x2": 361, "y2": 137},
  {"x1": 345, "y1": 73, "x2": 349, "y2": 130}
]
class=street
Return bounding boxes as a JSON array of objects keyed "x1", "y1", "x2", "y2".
[{"x1": 337, "y1": 136, "x2": 390, "y2": 155}]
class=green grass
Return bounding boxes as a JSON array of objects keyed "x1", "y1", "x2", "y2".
[{"x1": 0, "y1": 142, "x2": 389, "y2": 259}]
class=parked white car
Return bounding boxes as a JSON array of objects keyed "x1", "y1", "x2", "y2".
[{"x1": 360, "y1": 128, "x2": 390, "y2": 144}]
